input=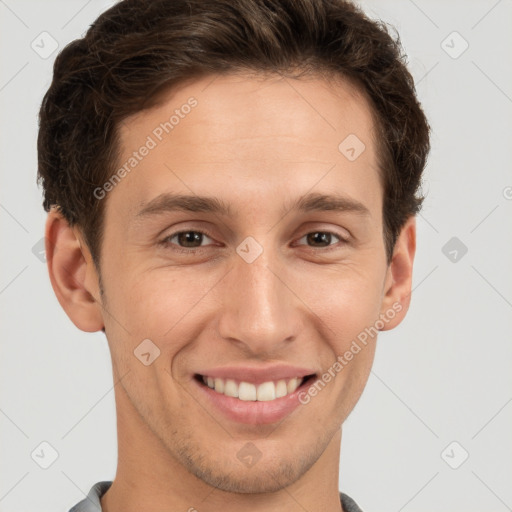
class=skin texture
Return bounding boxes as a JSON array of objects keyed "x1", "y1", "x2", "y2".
[{"x1": 45, "y1": 73, "x2": 416, "y2": 512}]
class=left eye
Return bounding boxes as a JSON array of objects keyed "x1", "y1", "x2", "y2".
[
  {"x1": 161, "y1": 230, "x2": 345, "y2": 252},
  {"x1": 296, "y1": 231, "x2": 343, "y2": 248}
]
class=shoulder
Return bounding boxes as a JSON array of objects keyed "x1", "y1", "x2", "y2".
[
  {"x1": 68, "y1": 481, "x2": 113, "y2": 512},
  {"x1": 340, "y1": 491, "x2": 365, "y2": 512}
]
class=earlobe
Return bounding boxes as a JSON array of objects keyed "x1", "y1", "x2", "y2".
[
  {"x1": 379, "y1": 216, "x2": 416, "y2": 331},
  {"x1": 45, "y1": 209, "x2": 105, "y2": 332}
]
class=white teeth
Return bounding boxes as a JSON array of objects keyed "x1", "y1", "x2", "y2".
[
  {"x1": 238, "y1": 382, "x2": 257, "y2": 401},
  {"x1": 275, "y1": 379, "x2": 288, "y2": 398},
  {"x1": 287, "y1": 377, "x2": 299, "y2": 394},
  {"x1": 257, "y1": 381, "x2": 276, "y2": 401},
  {"x1": 214, "y1": 378, "x2": 224, "y2": 393},
  {"x1": 224, "y1": 379, "x2": 239, "y2": 398},
  {"x1": 201, "y1": 375, "x2": 306, "y2": 401}
]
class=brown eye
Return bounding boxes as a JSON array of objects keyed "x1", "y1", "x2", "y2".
[
  {"x1": 297, "y1": 231, "x2": 345, "y2": 248},
  {"x1": 161, "y1": 230, "x2": 214, "y2": 250}
]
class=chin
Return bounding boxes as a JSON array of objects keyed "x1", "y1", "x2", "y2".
[
  {"x1": 172, "y1": 432, "x2": 329, "y2": 495},
  {"x1": 191, "y1": 459, "x2": 303, "y2": 494}
]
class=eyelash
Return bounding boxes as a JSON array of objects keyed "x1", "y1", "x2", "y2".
[{"x1": 159, "y1": 229, "x2": 349, "y2": 254}]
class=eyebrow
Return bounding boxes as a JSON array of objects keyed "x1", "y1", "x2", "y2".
[
  {"x1": 285, "y1": 192, "x2": 370, "y2": 217},
  {"x1": 135, "y1": 193, "x2": 234, "y2": 218},
  {"x1": 134, "y1": 191, "x2": 370, "y2": 220}
]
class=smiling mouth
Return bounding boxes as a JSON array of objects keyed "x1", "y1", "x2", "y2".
[{"x1": 194, "y1": 373, "x2": 317, "y2": 402}]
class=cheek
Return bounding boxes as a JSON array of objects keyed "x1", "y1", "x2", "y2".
[
  {"x1": 101, "y1": 268, "x2": 191, "y2": 411},
  {"x1": 103, "y1": 265, "x2": 221, "y2": 364},
  {"x1": 297, "y1": 263, "x2": 385, "y2": 344},
  {"x1": 105, "y1": 255, "x2": 190, "y2": 329},
  {"x1": 130, "y1": 269, "x2": 222, "y2": 333}
]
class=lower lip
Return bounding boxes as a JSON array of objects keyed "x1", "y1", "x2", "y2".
[{"x1": 193, "y1": 376, "x2": 315, "y2": 425}]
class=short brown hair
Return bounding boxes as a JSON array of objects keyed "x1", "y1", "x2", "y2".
[{"x1": 37, "y1": 0, "x2": 430, "y2": 269}]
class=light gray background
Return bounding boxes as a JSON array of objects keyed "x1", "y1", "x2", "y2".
[{"x1": 1, "y1": 1, "x2": 511, "y2": 511}]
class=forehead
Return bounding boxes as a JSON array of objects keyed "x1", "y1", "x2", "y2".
[
  {"x1": 108, "y1": 72, "x2": 381, "y2": 222},
  {"x1": 121, "y1": 71, "x2": 376, "y2": 149}
]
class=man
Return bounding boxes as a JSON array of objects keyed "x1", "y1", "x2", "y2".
[{"x1": 37, "y1": 0, "x2": 430, "y2": 510}]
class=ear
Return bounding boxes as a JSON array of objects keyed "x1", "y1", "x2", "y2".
[
  {"x1": 379, "y1": 215, "x2": 416, "y2": 330},
  {"x1": 45, "y1": 208, "x2": 105, "y2": 332}
]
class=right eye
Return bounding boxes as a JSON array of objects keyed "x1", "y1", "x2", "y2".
[{"x1": 159, "y1": 229, "x2": 216, "y2": 252}]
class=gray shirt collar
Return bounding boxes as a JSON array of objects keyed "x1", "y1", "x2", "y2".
[{"x1": 69, "y1": 481, "x2": 363, "y2": 512}]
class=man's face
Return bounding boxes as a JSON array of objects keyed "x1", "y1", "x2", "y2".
[{"x1": 88, "y1": 73, "x2": 401, "y2": 492}]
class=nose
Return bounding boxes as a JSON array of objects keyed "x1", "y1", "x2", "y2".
[{"x1": 216, "y1": 240, "x2": 304, "y2": 356}]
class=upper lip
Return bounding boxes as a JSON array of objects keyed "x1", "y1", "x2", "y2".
[{"x1": 195, "y1": 364, "x2": 317, "y2": 385}]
